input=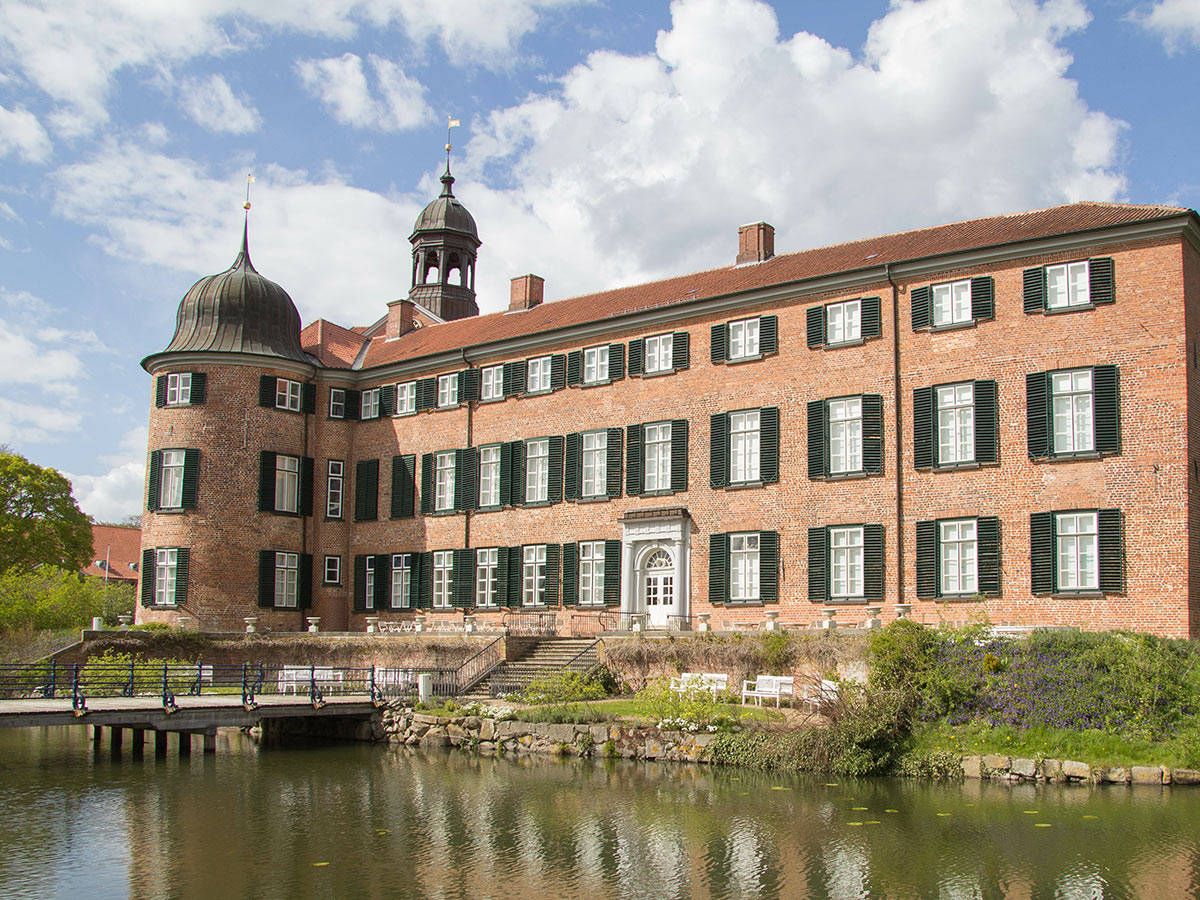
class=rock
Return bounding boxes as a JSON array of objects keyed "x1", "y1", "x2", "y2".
[
  {"x1": 1170, "y1": 768, "x2": 1200, "y2": 785},
  {"x1": 1096, "y1": 767, "x2": 1128, "y2": 784},
  {"x1": 1012, "y1": 758, "x2": 1037, "y2": 779},
  {"x1": 419, "y1": 725, "x2": 448, "y2": 748},
  {"x1": 446, "y1": 723, "x2": 468, "y2": 740},
  {"x1": 961, "y1": 755, "x2": 983, "y2": 779},
  {"x1": 479, "y1": 718, "x2": 495, "y2": 741},
  {"x1": 644, "y1": 739, "x2": 664, "y2": 759},
  {"x1": 1131, "y1": 766, "x2": 1163, "y2": 785},
  {"x1": 495, "y1": 720, "x2": 521, "y2": 738},
  {"x1": 1062, "y1": 760, "x2": 1091, "y2": 780},
  {"x1": 691, "y1": 734, "x2": 714, "y2": 748},
  {"x1": 412, "y1": 713, "x2": 441, "y2": 726},
  {"x1": 1041, "y1": 759, "x2": 1063, "y2": 782},
  {"x1": 981, "y1": 754, "x2": 1011, "y2": 773},
  {"x1": 518, "y1": 733, "x2": 534, "y2": 747},
  {"x1": 547, "y1": 724, "x2": 576, "y2": 744},
  {"x1": 476, "y1": 741, "x2": 495, "y2": 754},
  {"x1": 590, "y1": 724, "x2": 610, "y2": 744}
]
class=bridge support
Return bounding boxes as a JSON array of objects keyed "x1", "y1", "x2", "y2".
[
  {"x1": 131, "y1": 728, "x2": 145, "y2": 758},
  {"x1": 178, "y1": 732, "x2": 192, "y2": 758},
  {"x1": 109, "y1": 727, "x2": 122, "y2": 753},
  {"x1": 155, "y1": 731, "x2": 168, "y2": 757},
  {"x1": 203, "y1": 729, "x2": 217, "y2": 754}
]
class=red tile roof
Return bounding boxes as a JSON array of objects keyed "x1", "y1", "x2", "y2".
[
  {"x1": 83, "y1": 524, "x2": 142, "y2": 585},
  {"x1": 301, "y1": 318, "x2": 368, "y2": 369}
]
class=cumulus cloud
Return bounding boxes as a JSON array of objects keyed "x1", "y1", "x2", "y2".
[
  {"x1": 296, "y1": 53, "x2": 432, "y2": 131},
  {"x1": 66, "y1": 425, "x2": 148, "y2": 522},
  {"x1": 1135, "y1": 0, "x2": 1200, "y2": 51},
  {"x1": 179, "y1": 73, "x2": 261, "y2": 133},
  {"x1": 0, "y1": 103, "x2": 51, "y2": 162}
]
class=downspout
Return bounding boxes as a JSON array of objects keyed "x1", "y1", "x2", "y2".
[
  {"x1": 462, "y1": 350, "x2": 473, "y2": 551},
  {"x1": 886, "y1": 265, "x2": 905, "y2": 608},
  {"x1": 301, "y1": 381, "x2": 311, "y2": 632}
]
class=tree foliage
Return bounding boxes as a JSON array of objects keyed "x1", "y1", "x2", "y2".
[
  {"x1": 0, "y1": 567, "x2": 134, "y2": 631},
  {"x1": 0, "y1": 452, "x2": 93, "y2": 574}
]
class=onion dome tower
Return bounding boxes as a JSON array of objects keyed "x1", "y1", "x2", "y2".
[{"x1": 408, "y1": 163, "x2": 481, "y2": 321}]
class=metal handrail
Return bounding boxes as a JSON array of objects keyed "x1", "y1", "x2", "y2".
[
  {"x1": 502, "y1": 610, "x2": 558, "y2": 636},
  {"x1": 562, "y1": 639, "x2": 601, "y2": 672},
  {"x1": 454, "y1": 635, "x2": 504, "y2": 695}
]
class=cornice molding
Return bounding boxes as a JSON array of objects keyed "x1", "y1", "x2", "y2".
[{"x1": 142, "y1": 351, "x2": 317, "y2": 379}]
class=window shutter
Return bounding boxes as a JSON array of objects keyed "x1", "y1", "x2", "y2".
[
  {"x1": 299, "y1": 553, "x2": 313, "y2": 609},
  {"x1": 496, "y1": 547, "x2": 511, "y2": 607},
  {"x1": 973, "y1": 380, "x2": 998, "y2": 465},
  {"x1": 506, "y1": 547, "x2": 522, "y2": 606},
  {"x1": 1089, "y1": 258, "x2": 1115, "y2": 305},
  {"x1": 807, "y1": 527, "x2": 827, "y2": 602},
  {"x1": 561, "y1": 543, "x2": 578, "y2": 606},
  {"x1": 970, "y1": 277, "x2": 994, "y2": 320},
  {"x1": 1029, "y1": 511, "x2": 1055, "y2": 594},
  {"x1": 190, "y1": 372, "x2": 207, "y2": 404},
  {"x1": 806, "y1": 306, "x2": 825, "y2": 348},
  {"x1": 564, "y1": 432, "x2": 581, "y2": 501},
  {"x1": 1025, "y1": 372, "x2": 1051, "y2": 459},
  {"x1": 502, "y1": 361, "x2": 526, "y2": 396},
  {"x1": 356, "y1": 459, "x2": 379, "y2": 521},
  {"x1": 344, "y1": 390, "x2": 361, "y2": 420},
  {"x1": 147, "y1": 450, "x2": 162, "y2": 511},
  {"x1": 352, "y1": 554, "x2": 367, "y2": 611},
  {"x1": 760, "y1": 406, "x2": 780, "y2": 484},
  {"x1": 259, "y1": 550, "x2": 276, "y2": 608},
  {"x1": 299, "y1": 456, "x2": 313, "y2": 517},
  {"x1": 550, "y1": 354, "x2": 567, "y2": 391},
  {"x1": 708, "y1": 533, "x2": 730, "y2": 604},
  {"x1": 1092, "y1": 365, "x2": 1120, "y2": 454},
  {"x1": 510, "y1": 441, "x2": 527, "y2": 507},
  {"x1": 461, "y1": 368, "x2": 481, "y2": 403},
  {"x1": 456, "y1": 448, "x2": 478, "y2": 512},
  {"x1": 670, "y1": 419, "x2": 688, "y2": 493},
  {"x1": 566, "y1": 351, "x2": 583, "y2": 386},
  {"x1": 391, "y1": 454, "x2": 416, "y2": 519},
  {"x1": 453, "y1": 549, "x2": 474, "y2": 608},
  {"x1": 548, "y1": 435, "x2": 564, "y2": 504},
  {"x1": 976, "y1": 516, "x2": 1001, "y2": 596},
  {"x1": 1097, "y1": 508, "x2": 1124, "y2": 592},
  {"x1": 301, "y1": 383, "x2": 316, "y2": 415},
  {"x1": 415, "y1": 552, "x2": 432, "y2": 608},
  {"x1": 760, "y1": 315, "x2": 778, "y2": 355},
  {"x1": 626, "y1": 424, "x2": 644, "y2": 496},
  {"x1": 604, "y1": 540, "x2": 621, "y2": 605},
  {"x1": 710, "y1": 323, "x2": 728, "y2": 363},
  {"x1": 915, "y1": 520, "x2": 938, "y2": 598},
  {"x1": 628, "y1": 338, "x2": 644, "y2": 376},
  {"x1": 709, "y1": 413, "x2": 729, "y2": 488},
  {"x1": 419, "y1": 453, "x2": 434, "y2": 515},
  {"x1": 141, "y1": 549, "x2": 156, "y2": 606},
  {"x1": 863, "y1": 524, "x2": 885, "y2": 601},
  {"x1": 759, "y1": 531, "x2": 779, "y2": 603},
  {"x1": 416, "y1": 377, "x2": 437, "y2": 411},
  {"x1": 861, "y1": 394, "x2": 884, "y2": 474},
  {"x1": 258, "y1": 451, "x2": 276, "y2": 512},
  {"x1": 861, "y1": 297, "x2": 882, "y2": 338},
  {"x1": 1023, "y1": 267, "x2": 1046, "y2": 313},
  {"x1": 911, "y1": 286, "x2": 932, "y2": 331},
  {"x1": 258, "y1": 375, "x2": 275, "y2": 407},
  {"x1": 499, "y1": 442, "x2": 515, "y2": 507},
  {"x1": 372, "y1": 555, "x2": 391, "y2": 608},
  {"x1": 155, "y1": 376, "x2": 168, "y2": 408},
  {"x1": 606, "y1": 427, "x2": 623, "y2": 498},
  {"x1": 913, "y1": 387, "x2": 935, "y2": 469},
  {"x1": 807, "y1": 400, "x2": 827, "y2": 479},
  {"x1": 379, "y1": 384, "x2": 396, "y2": 417},
  {"x1": 672, "y1": 332, "x2": 690, "y2": 370},
  {"x1": 609, "y1": 343, "x2": 626, "y2": 380}
]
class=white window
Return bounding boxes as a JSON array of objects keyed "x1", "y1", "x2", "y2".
[
  {"x1": 364, "y1": 555, "x2": 376, "y2": 611},
  {"x1": 323, "y1": 555, "x2": 341, "y2": 585},
  {"x1": 939, "y1": 519, "x2": 977, "y2": 595},
  {"x1": 830, "y1": 526, "x2": 864, "y2": 599},
  {"x1": 395, "y1": 381, "x2": 417, "y2": 415},
  {"x1": 829, "y1": 398, "x2": 862, "y2": 474},
  {"x1": 391, "y1": 554, "x2": 412, "y2": 609},
  {"x1": 432, "y1": 550, "x2": 453, "y2": 609},
  {"x1": 730, "y1": 410, "x2": 760, "y2": 483},
  {"x1": 583, "y1": 346, "x2": 609, "y2": 384},
  {"x1": 729, "y1": 533, "x2": 760, "y2": 602},
  {"x1": 644, "y1": 335, "x2": 673, "y2": 374},
  {"x1": 154, "y1": 548, "x2": 178, "y2": 606},
  {"x1": 937, "y1": 383, "x2": 975, "y2": 465},
  {"x1": 434, "y1": 451, "x2": 455, "y2": 512},
  {"x1": 1057, "y1": 512, "x2": 1098, "y2": 591},
  {"x1": 826, "y1": 300, "x2": 861, "y2": 345},
  {"x1": 527, "y1": 356, "x2": 552, "y2": 393},
  {"x1": 525, "y1": 439, "x2": 549, "y2": 503},
  {"x1": 328, "y1": 388, "x2": 345, "y2": 418},
  {"x1": 582, "y1": 430, "x2": 608, "y2": 498},
  {"x1": 579, "y1": 541, "x2": 605, "y2": 605},
  {"x1": 475, "y1": 548, "x2": 499, "y2": 607},
  {"x1": 276, "y1": 378, "x2": 301, "y2": 412},
  {"x1": 275, "y1": 552, "x2": 299, "y2": 608},
  {"x1": 360, "y1": 388, "x2": 380, "y2": 420},
  {"x1": 166, "y1": 373, "x2": 192, "y2": 406},
  {"x1": 522, "y1": 545, "x2": 547, "y2": 606},
  {"x1": 728, "y1": 318, "x2": 760, "y2": 360},
  {"x1": 1052, "y1": 369, "x2": 1094, "y2": 454},
  {"x1": 160, "y1": 450, "x2": 186, "y2": 509},
  {"x1": 933, "y1": 279, "x2": 972, "y2": 327},
  {"x1": 644, "y1": 422, "x2": 672, "y2": 492},
  {"x1": 1046, "y1": 261, "x2": 1091, "y2": 309},
  {"x1": 478, "y1": 445, "x2": 501, "y2": 508},
  {"x1": 326, "y1": 460, "x2": 343, "y2": 518},
  {"x1": 481, "y1": 365, "x2": 504, "y2": 401},
  {"x1": 275, "y1": 455, "x2": 299, "y2": 513},
  {"x1": 437, "y1": 373, "x2": 458, "y2": 408}
]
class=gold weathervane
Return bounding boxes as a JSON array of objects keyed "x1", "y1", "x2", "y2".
[
  {"x1": 244, "y1": 173, "x2": 255, "y2": 211},
  {"x1": 446, "y1": 117, "x2": 460, "y2": 165}
]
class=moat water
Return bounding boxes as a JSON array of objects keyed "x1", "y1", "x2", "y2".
[{"x1": 0, "y1": 726, "x2": 1198, "y2": 899}]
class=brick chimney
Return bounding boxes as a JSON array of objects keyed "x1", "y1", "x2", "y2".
[
  {"x1": 737, "y1": 222, "x2": 775, "y2": 265},
  {"x1": 386, "y1": 298, "x2": 416, "y2": 338},
  {"x1": 510, "y1": 274, "x2": 545, "y2": 311}
]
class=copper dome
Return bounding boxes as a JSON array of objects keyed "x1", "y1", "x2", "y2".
[{"x1": 410, "y1": 168, "x2": 479, "y2": 242}]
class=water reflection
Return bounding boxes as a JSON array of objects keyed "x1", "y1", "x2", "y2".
[{"x1": 0, "y1": 727, "x2": 1197, "y2": 899}]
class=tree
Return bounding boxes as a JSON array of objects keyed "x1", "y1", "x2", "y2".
[{"x1": 0, "y1": 452, "x2": 93, "y2": 575}]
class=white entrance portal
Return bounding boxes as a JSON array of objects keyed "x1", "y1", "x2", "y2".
[
  {"x1": 621, "y1": 509, "x2": 690, "y2": 630},
  {"x1": 642, "y1": 548, "x2": 676, "y2": 629}
]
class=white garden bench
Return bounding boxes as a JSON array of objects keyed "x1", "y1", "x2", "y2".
[
  {"x1": 799, "y1": 679, "x2": 840, "y2": 713},
  {"x1": 670, "y1": 672, "x2": 728, "y2": 698},
  {"x1": 740, "y1": 675, "x2": 794, "y2": 707},
  {"x1": 277, "y1": 666, "x2": 343, "y2": 695}
]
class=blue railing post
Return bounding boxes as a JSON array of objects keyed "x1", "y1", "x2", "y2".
[
  {"x1": 194, "y1": 660, "x2": 204, "y2": 696},
  {"x1": 161, "y1": 662, "x2": 176, "y2": 712},
  {"x1": 47, "y1": 660, "x2": 57, "y2": 699},
  {"x1": 71, "y1": 663, "x2": 86, "y2": 714},
  {"x1": 124, "y1": 658, "x2": 135, "y2": 697}
]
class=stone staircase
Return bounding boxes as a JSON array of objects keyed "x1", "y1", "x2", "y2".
[{"x1": 460, "y1": 638, "x2": 601, "y2": 702}]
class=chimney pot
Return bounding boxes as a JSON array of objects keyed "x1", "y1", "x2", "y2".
[
  {"x1": 386, "y1": 298, "x2": 416, "y2": 338},
  {"x1": 737, "y1": 222, "x2": 775, "y2": 265},
  {"x1": 510, "y1": 274, "x2": 545, "y2": 311}
]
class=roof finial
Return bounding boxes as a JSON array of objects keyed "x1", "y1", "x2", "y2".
[
  {"x1": 445, "y1": 116, "x2": 460, "y2": 169},
  {"x1": 239, "y1": 173, "x2": 256, "y2": 270}
]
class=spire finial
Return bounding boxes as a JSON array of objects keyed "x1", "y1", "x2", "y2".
[
  {"x1": 445, "y1": 116, "x2": 460, "y2": 170},
  {"x1": 239, "y1": 174, "x2": 256, "y2": 270}
]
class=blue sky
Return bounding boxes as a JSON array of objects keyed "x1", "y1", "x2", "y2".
[{"x1": 1, "y1": 0, "x2": 1198, "y2": 521}]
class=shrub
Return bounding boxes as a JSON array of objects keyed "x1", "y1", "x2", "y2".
[
  {"x1": 896, "y1": 748, "x2": 964, "y2": 781},
  {"x1": 517, "y1": 670, "x2": 608, "y2": 705},
  {"x1": 0, "y1": 568, "x2": 134, "y2": 632}
]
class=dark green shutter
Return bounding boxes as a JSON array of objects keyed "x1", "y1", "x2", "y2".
[
  {"x1": 420, "y1": 453, "x2": 434, "y2": 515},
  {"x1": 862, "y1": 395, "x2": 884, "y2": 474},
  {"x1": 711, "y1": 323, "x2": 728, "y2": 363},
  {"x1": 759, "y1": 531, "x2": 779, "y2": 603},
  {"x1": 1029, "y1": 511, "x2": 1055, "y2": 594},
  {"x1": 710, "y1": 413, "x2": 729, "y2": 488},
  {"x1": 499, "y1": 442, "x2": 515, "y2": 506},
  {"x1": 606, "y1": 427, "x2": 623, "y2": 498},
  {"x1": 259, "y1": 550, "x2": 276, "y2": 608},
  {"x1": 670, "y1": 419, "x2": 688, "y2": 493},
  {"x1": 344, "y1": 389, "x2": 361, "y2": 420},
  {"x1": 496, "y1": 548, "x2": 511, "y2": 607},
  {"x1": 418, "y1": 377, "x2": 438, "y2": 411},
  {"x1": 564, "y1": 432, "x2": 581, "y2": 501},
  {"x1": 506, "y1": 547, "x2": 522, "y2": 606},
  {"x1": 760, "y1": 406, "x2": 780, "y2": 484},
  {"x1": 299, "y1": 553, "x2": 313, "y2": 609},
  {"x1": 807, "y1": 527, "x2": 827, "y2": 602},
  {"x1": 550, "y1": 355, "x2": 566, "y2": 391},
  {"x1": 299, "y1": 456, "x2": 313, "y2": 517},
  {"x1": 806, "y1": 306, "x2": 825, "y2": 348},
  {"x1": 508, "y1": 441, "x2": 525, "y2": 507},
  {"x1": 913, "y1": 387, "x2": 935, "y2": 469},
  {"x1": 708, "y1": 533, "x2": 730, "y2": 604},
  {"x1": 453, "y1": 549, "x2": 474, "y2": 608},
  {"x1": 155, "y1": 376, "x2": 168, "y2": 408},
  {"x1": 1023, "y1": 267, "x2": 1046, "y2": 313},
  {"x1": 379, "y1": 384, "x2": 395, "y2": 417},
  {"x1": 863, "y1": 524, "x2": 885, "y2": 601},
  {"x1": 301, "y1": 382, "x2": 316, "y2": 415},
  {"x1": 976, "y1": 516, "x2": 1001, "y2": 596},
  {"x1": 1026, "y1": 372, "x2": 1051, "y2": 458},
  {"x1": 356, "y1": 460, "x2": 379, "y2": 521},
  {"x1": 258, "y1": 451, "x2": 276, "y2": 512},
  {"x1": 174, "y1": 548, "x2": 190, "y2": 604},
  {"x1": 456, "y1": 448, "x2": 478, "y2": 511},
  {"x1": 1089, "y1": 258, "x2": 1115, "y2": 305},
  {"x1": 566, "y1": 351, "x2": 583, "y2": 386},
  {"x1": 502, "y1": 361, "x2": 526, "y2": 396},
  {"x1": 911, "y1": 286, "x2": 932, "y2": 330},
  {"x1": 915, "y1": 520, "x2": 938, "y2": 598},
  {"x1": 861, "y1": 297, "x2": 881, "y2": 338},
  {"x1": 1097, "y1": 508, "x2": 1124, "y2": 592},
  {"x1": 807, "y1": 400, "x2": 827, "y2": 479},
  {"x1": 352, "y1": 555, "x2": 368, "y2": 612},
  {"x1": 974, "y1": 380, "x2": 998, "y2": 464},
  {"x1": 190, "y1": 372, "x2": 207, "y2": 404},
  {"x1": 672, "y1": 332, "x2": 689, "y2": 370},
  {"x1": 970, "y1": 277, "x2": 994, "y2": 320},
  {"x1": 258, "y1": 375, "x2": 275, "y2": 407},
  {"x1": 391, "y1": 454, "x2": 416, "y2": 518},
  {"x1": 180, "y1": 449, "x2": 200, "y2": 509},
  {"x1": 609, "y1": 344, "x2": 626, "y2": 380},
  {"x1": 626, "y1": 424, "x2": 644, "y2": 496},
  {"x1": 628, "y1": 339, "x2": 644, "y2": 376},
  {"x1": 461, "y1": 368, "x2": 481, "y2": 402},
  {"x1": 415, "y1": 552, "x2": 432, "y2": 608},
  {"x1": 141, "y1": 549, "x2": 155, "y2": 606},
  {"x1": 548, "y1": 435, "x2": 564, "y2": 504},
  {"x1": 1093, "y1": 365, "x2": 1120, "y2": 454},
  {"x1": 147, "y1": 450, "x2": 162, "y2": 511},
  {"x1": 561, "y1": 543, "x2": 578, "y2": 606},
  {"x1": 760, "y1": 315, "x2": 778, "y2": 355},
  {"x1": 603, "y1": 540, "x2": 621, "y2": 605}
]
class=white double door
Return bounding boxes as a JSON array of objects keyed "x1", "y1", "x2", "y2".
[{"x1": 641, "y1": 547, "x2": 675, "y2": 629}]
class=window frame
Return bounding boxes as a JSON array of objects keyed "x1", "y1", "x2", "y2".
[
  {"x1": 326, "y1": 459, "x2": 344, "y2": 519},
  {"x1": 323, "y1": 555, "x2": 341, "y2": 586},
  {"x1": 1046, "y1": 261, "x2": 1091, "y2": 310},
  {"x1": 478, "y1": 444, "x2": 502, "y2": 509},
  {"x1": 155, "y1": 548, "x2": 179, "y2": 606},
  {"x1": 391, "y1": 554, "x2": 413, "y2": 609},
  {"x1": 360, "y1": 387, "x2": 381, "y2": 420},
  {"x1": 581, "y1": 430, "x2": 608, "y2": 499},
  {"x1": 583, "y1": 346, "x2": 609, "y2": 385},
  {"x1": 475, "y1": 548, "x2": 499, "y2": 608},
  {"x1": 328, "y1": 388, "x2": 346, "y2": 419},
  {"x1": 434, "y1": 450, "x2": 456, "y2": 513},
  {"x1": 522, "y1": 544, "x2": 547, "y2": 607},
  {"x1": 526, "y1": 356, "x2": 553, "y2": 394},
  {"x1": 829, "y1": 526, "x2": 865, "y2": 601},
  {"x1": 432, "y1": 550, "x2": 453, "y2": 609},
  {"x1": 828, "y1": 397, "x2": 863, "y2": 475},
  {"x1": 274, "y1": 551, "x2": 300, "y2": 608},
  {"x1": 938, "y1": 518, "x2": 978, "y2": 597},
  {"x1": 480, "y1": 365, "x2": 504, "y2": 401},
  {"x1": 826, "y1": 299, "x2": 862, "y2": 346},
  {"x1": 276, "y1": 378, "x2": 301, "y2": 412},
  {"x1": 727, "y1": 318, "x2": 761, "y2": 361},
  {"x1": 159, "y1": 449, "x2": 186, "y2": 509},
  {"x1": 525, "y1": 438, "x2": 550, "y2": 504},
  {"x1": 729, "y1": 532, "x2": 761, "y2": 602},
  {"x1": 275, "y1": 454, "x2": 300, "y2": 514},
  {"x1": 643, "y1": 421, "x2": 673, "y2": 493},
  {"x1": 437, "y1": 373, "x2": 459, "y2": 409},
  {"x1": 932, "y1": 279, "x2": 973, "y2": 328},
  {"x1": 643, "y1": 334, "x2": 674, "y2": 375},
  {"x1": 936, "y1": 383, "x2": 976, "y2": 466},
  {"x1": 728, "y1": 409, "x2": 761, "y2": 485},
  {"x1": 578, "y1": 540, "x2": 605, "y2": 606},
  {"x1": 166, "y1": 373, "x2": 192, "y2": 407},
  {"x1": 1056, "y1": 511, "x2": 1098, "y2": 592},
  {"x1": 1051, "y1": 368, "x2": 1095, "y2": 456},
  {"x1": 395, "y1": 381, "x2": 417, "y2": 416}
]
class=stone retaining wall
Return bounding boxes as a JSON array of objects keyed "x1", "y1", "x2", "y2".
[{"x1": 961, "y1": 754, "x2": 1200, "y2": 786}]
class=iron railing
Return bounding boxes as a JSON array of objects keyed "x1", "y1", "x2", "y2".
[
  {"x1": 453, "y1": 636, "x2": 504, "y2": 695},
  {"x1": 501, "y1": 610, "x2": 558, "y2": 636}
]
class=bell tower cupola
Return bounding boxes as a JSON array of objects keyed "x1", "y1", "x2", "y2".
[{"x1": 408, "y1": 162, "x2": 481, "y2": 321}]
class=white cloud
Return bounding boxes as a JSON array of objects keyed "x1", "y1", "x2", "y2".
[
  {"x1": 179, "y1": 73, "x2": 261, "y2": 133},
  {"x1": 296, "y1": 54, "x2": 432, "y2": 131},
  {"x1": 0, "y1": 103, "x2": 51, "y2": 162},
  {"x1": 0, "y1": 397, "x2": 82, "y2": 444},
  {"x1": 1136, "y1": 0, "x2": 1200, "y2": 51},
  {"x1": 66, "y1": 425, "x2": 148, "y2": 522}
]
